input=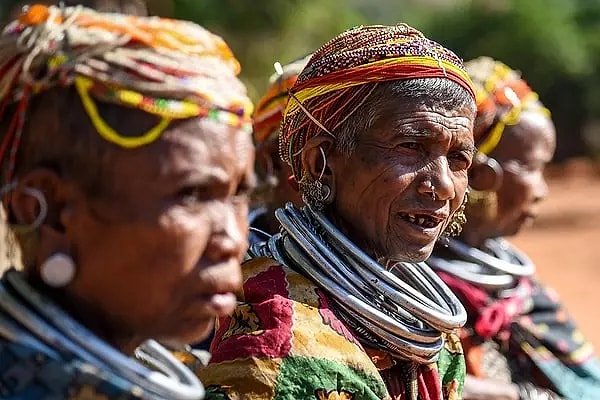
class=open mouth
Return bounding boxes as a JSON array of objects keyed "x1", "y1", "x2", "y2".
[{"x1": 399, "y1": 212, "x2": 443, "y2": 229}]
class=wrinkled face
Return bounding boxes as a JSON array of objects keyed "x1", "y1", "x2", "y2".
[
  {"x1": 64, "y1": 118, "x2": 254, "y2": 344},
  {"x1": 489, "y1": 111, "x2": 556, "y2": 236},
  {"x1": 329, "y1": 100, "x2": 476, "y2": 262}
]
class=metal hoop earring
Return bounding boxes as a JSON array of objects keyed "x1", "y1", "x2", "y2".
[
  {"x1": 21, "y1": 187, "x2": 48, "y2": 231},
  {"x1": 474, "y1": 153, "x2": 504, "y2": 192},
  {"x1": 318, "y1": 146, "x2": 327, "y2": 181},
  {"x1": 0, "y1": 182, "x2": 48, "y2": 233}
]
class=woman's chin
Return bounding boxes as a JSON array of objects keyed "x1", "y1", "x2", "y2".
[
  {"x1": 386, "y1": 240, "x2": 435, "y2": 264},
  {"x1": 161, "y1": 318, "x2": 216, "y2": 346}
]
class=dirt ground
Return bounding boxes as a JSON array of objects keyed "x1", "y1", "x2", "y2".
[{"x1": 512, "y1": 159, "x2": 600, "y2": 348}]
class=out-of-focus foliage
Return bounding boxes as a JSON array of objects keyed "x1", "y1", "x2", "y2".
[{"x1": 2, "y1": 0, "x2": 599, "y2": 160}]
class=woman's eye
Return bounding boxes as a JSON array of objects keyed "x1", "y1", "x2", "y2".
[
  {"x1": 398, "y1": 142, "x2": 421, "y2": 151},
  {"x1": 450, "y1": 152, "x2": 469, "y2": 162},
  {"x1": 449, "y1": 152, "x2": 472, "y2": 168},
  {"x1": 176, "y1": 186, "x2": 211, "y2": 204}
]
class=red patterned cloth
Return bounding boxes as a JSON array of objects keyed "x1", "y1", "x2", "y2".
[{"x1": 199, "y1": 257, "x2": 466, "y2": 400}]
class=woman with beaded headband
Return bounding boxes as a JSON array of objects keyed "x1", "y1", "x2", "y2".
[
  {"x1": 189, "y1": 54, "x2": 312, "y2": 354},
  {"x1": 0, "y1": 4, "x2": 255, "y2": 399},
  {"x1": 199, "y1": 24, "x2": 476, "y2": 400},
  {"x1": 249, "y1": 54, "x2": 311, "y2": 242},
  {"x1": 428, "y1": 57, "x2": 600, "y2": 400},
  {"x1": 0, "y1": 0, "x2": 150, "y2": 277}
]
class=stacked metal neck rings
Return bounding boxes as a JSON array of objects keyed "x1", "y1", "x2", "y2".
[
  {"x1": 253, "y1": 203, "x2": 467, "y2": 364},
  {"x1": 0, "y1": 269, "x2": 205, "y2": 400},
  {"x1": 428, "y1": 237, "x2": 535, "y2": 291}
]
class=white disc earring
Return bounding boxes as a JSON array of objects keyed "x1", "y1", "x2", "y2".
[{"x1": 40, "y1": 253, "x2": 76, "y2": 288}]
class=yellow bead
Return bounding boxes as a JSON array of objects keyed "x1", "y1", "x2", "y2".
[{"x1": 119, "y1": 90, "x2": 144, "y2": 106}]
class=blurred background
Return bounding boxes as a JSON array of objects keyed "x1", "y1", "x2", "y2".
[{"x1": 1, "y1": 0, "x2": 600, "y2": 344}]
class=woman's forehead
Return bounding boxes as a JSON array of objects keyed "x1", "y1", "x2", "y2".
[
  {"x1": 367, "y1": 102, "x2": 475, "y2": 140},
  {"x1": 507, "y1": 112, "x2": 556, "y2": 145},
  {"x1": 497, "y1": 113, "x2": 556, "y2": 159},
  {"x1": 147, "y1": 119, "x2": 252, "y2": 178}
]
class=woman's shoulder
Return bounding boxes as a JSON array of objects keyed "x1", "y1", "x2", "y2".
[
  {"x1": 0, "y1": 338, "x2": 143, "y2": 399},
  {"x1": 201, "y1": 257, "x2": 389, "y2": 400},
  {"x1": 241, "y1": 256, "x2": 320, "y2": 306}
]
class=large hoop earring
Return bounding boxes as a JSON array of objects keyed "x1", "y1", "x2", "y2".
[
  {"x1": 299, "y1": 147, "x2": 332, "y2": 210},
  {"x1": 318, "y1": 146, "x2": 327, "y2": 181},
  {"x1": 474, "y1": 153, "x2": 504, "y2": 192},
  {"x1": 1, "y1": 182, "x2": 48, "y2": 233},
  {"x1": 19, "y1": 187, "x2": 48, "y2": 232}
]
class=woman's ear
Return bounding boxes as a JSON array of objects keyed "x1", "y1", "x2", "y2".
[
  {"x1": 10, "y1": 168, "x2": 77, "y2": 264},
  {"x1": 10, "y1": 168, "x2": 64, "y2": 229},
  {"x1": 300, "y1": 135, "x2": 336, "y2": 204},
  {"x1": 300, "y1": 135, "x2": 334, "y2": 182}
]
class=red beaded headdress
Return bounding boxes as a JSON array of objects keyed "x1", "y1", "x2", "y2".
[
  {"x1": 0, "y1": 4, "x2": 253, "y2": 185},
  {"x1": 279, "y1": 24, "x2": 475, "y2": 179}
]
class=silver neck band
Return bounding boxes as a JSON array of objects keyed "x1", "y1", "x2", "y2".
[
  {"x1": 429, "y1": 237, "x2": 535, "y2": 291},
  {"x1": 252, "y1": 203, "x2": 466, "y2": 364},
  {"x1": 0, "y1": 269, "x2": 205, "y2": 400}
]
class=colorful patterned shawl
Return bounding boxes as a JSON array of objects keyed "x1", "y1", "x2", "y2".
[
  {"x1": 438, "y1": 268, "x2": 600, "y2": 399},
  {"x1": 199, "y1": 257, "x2": 465, "y2": 400}
]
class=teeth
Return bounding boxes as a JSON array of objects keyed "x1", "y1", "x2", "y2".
[{"x1": 401, "y1": 212, "x2": 440, "y2": 228}]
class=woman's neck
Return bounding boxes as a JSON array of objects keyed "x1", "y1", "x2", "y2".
[
  {"x1": 324, "y1": 208, "x2": 376, "y2": 256},
  {"x1": 26, "y1": 272, "x2": 144, "y2": 354},
  {"x1": 459, "y1": 217, "x2": 494, "y2": 249}
]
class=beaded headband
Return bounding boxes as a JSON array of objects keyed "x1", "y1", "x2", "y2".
[
  {"x1": 279, "y1": 24, "x2": 476, "y2": 179},
  {"x1": 465, "y1": 57, "x2": 551, "y2": 156},
  {"x1": 253, "y1": 54, "x2": 312, "y2": 148},
  {"x1": 0, "y1": 4, "x2": 253, "y2": 184}
]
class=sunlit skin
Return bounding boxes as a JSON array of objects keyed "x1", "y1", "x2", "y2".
[
  {"x1": 302, "y1": 99, "x2": 476, "y2": 263},
  {"x1": 10, "y1": 118, "x2": 255, "y2": 354},
  {"x1": 462, "y1": 110, "x2": 556, "y2": 247}
]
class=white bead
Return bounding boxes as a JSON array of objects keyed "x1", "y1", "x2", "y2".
[{"x1": 40, "y1": 253, "x2": 76, "y2": 288}]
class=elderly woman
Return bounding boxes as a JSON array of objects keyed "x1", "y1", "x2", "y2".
[
  {"x1": 0, "y1": 4, "x2": 254, "y2": 399},
  {"x1": 200, "y1": 25, "x2": 475, "y2": 400},
  {"x1": 250, "y1": 54, "x2": 311, "y2": 238},
  {"x1": 429, "y1": 57, "x2": 600, "y2": 400}
]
